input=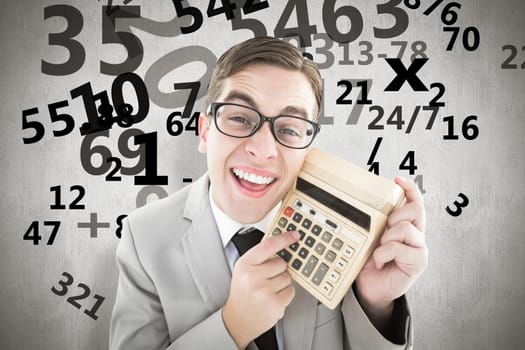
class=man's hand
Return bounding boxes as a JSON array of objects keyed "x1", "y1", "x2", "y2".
[
  {"x1": 355, "y1": 177, "x2": 428, "y2": 330},
  {"x1": 222, "y1": 230, "x2": 300, "y2": 349}
]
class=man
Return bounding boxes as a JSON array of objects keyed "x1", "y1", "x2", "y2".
[{"x1": 109, "y1": 37, "x2": 428, "y2": 350}]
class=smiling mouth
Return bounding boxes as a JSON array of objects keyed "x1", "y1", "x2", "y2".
[{"x1": 232, "y1": 168, "x2": 276, "y2": 185}]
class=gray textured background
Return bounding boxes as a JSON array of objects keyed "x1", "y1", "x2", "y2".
[{"x1": 1, "y1": 0, "x2": 524, "y2": 349}]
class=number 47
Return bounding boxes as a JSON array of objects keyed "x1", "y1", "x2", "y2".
[{"x1": 23, "y1": 221, "x2": 61, "y2": 245}]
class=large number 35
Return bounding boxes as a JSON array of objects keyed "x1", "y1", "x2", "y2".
[{"x1": 41, "y1": 4, "x2": 215, "y2": 109}]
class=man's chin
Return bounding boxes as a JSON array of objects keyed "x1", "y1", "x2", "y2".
[{"x1": 227, "y1": 198, "x2": 278, "y2": 224}]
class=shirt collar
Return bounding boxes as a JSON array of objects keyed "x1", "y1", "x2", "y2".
[{"x1": 208, "y1": 185, "x2": 281, "y2": 248}]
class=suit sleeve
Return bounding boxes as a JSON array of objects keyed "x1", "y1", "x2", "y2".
[
  {"x1": 109, "y1": 218, "x2": 238, "y2": 350},
  {"x1": 341, "y1": 289, "x2": 413, "y2": 350}
]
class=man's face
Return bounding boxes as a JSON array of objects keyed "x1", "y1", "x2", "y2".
[{"x1": 198, "y1": 63, "x2": 318, "y2": 224}]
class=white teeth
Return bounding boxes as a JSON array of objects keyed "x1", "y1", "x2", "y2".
[{"x1": 233, "y1": 168, "x2": 275, "y2": 185}]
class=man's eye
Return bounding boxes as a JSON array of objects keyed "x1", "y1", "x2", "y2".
[
  {"x1": 278, "y1": 127, "x2": 301, "y2": 137},
  {"x1": 229, "y1": 116, "x2": 251, "y2": 124}
]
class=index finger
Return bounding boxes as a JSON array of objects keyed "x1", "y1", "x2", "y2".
[
  {"x1": 243, "y1": 231, "x2": 300, "y2": 265},
  {"x1": 395, "y1": 176, "x2": 423, "y2": 204}
]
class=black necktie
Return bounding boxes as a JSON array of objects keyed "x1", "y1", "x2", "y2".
[{"x1": 231, "y1": 227, "x2": 279, "y2": 350}]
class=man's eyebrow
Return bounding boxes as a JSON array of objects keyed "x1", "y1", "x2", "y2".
[
  {"x1": 223, "y1": 90, "x2": 311, "y2": 120},
  {"x1": 282, "y1": 106, "x2": 309, "y2": 119},
  {"x1": 223, "y1": 91, "x2": 258, "y2": 108}
]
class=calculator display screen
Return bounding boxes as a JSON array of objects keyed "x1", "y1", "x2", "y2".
[{"x1": 296, "y1": 177, "x2": 371, "y2": 231}]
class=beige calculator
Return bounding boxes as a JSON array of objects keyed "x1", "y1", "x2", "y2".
[{"x1": 264, "y1": 148, "x2": 405, "y2": 309}]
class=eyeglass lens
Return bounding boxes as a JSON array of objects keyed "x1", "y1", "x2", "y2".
[{"x1": 214, "y1": 104, "x2": 316, "y2": 148}]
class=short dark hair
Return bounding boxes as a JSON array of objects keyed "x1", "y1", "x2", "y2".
[{"x1": 207, "y1": 37, "x2": 323, "y2": 119}]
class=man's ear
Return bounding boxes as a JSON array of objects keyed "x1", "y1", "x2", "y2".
[{"x1": 198, "y1": 113, "x2": 210, "y2": 153}]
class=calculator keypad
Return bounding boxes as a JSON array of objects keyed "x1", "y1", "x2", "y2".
[{"x1": 270, "y1": 198, "x2": 363, "y2": 299}]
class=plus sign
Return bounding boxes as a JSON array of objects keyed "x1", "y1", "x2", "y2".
[{"x1": 78, "y1": 212, "x2": 110, "y2": 238}]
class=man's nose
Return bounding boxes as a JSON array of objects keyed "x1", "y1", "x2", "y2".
[{"x1": 244, "y1": 121, "x2": 278, "y2": 160}]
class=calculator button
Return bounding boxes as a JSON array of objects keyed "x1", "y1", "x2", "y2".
[
  {"x1": 314, "y1": 243, "x2": 326, "y2": 255},
  {"x1": 311, "y1": 225, "x2": 322, "y2": 235},
  {"x1": 305, "y1": 236, "x2": 315, "y2": 247},
  {"x1": 272, "y1": 228, "x2": 281, "y2": 236},
  {"x1": 294, "y1": 200, "x2": 303, "y2": 208},
  {"x1": 277, "y1": 249, "x2": 292, "y2": 262},
  {"x1": 309, "y1": 209, "x2": 316, "y2": 216},
  {"x1": 335, "y1": 257, "x2": 348, "y2": 270},
  {"x1": 325, "y1": 250, "x2": 337, "y2": 262},
  {"x1": 286, "y1": 223, "x2": 297, "y2": 231},
  {"x1": 332, "y1": 238, "x2": 343, "y2": 250},
  {"x1": 302, "y1": 256, "x2": 319, "y2": 277},
  {"x1": 292, "y1": 213, "x2": 303, "y2": 223},
  {"x1": 321, "y1": 231, "x2": 332, "y2": 243},
  {"x1": 326, "y1": 219, "x2": 338, "y2": 230},
  {"x1": 301, "y1": 218, "x2": 312, "y2": 229},
  {"x1": 312, "y1": 263, "x2": 329, "y2": 285},
  {"x1": 278, "y1": 218, "x2": 288, "y2": 228},
  {"x1": 289, "y1": 242, "x2": 299, "y2": 251},
  {"x1": 321, "y1": 282, "x2": 333, "y2": 296},
  {"x1": 284, "y1": 207, "x2": 294, "y2": 217},
  {"x1": 343, "y1": 246, "x2": 354, "y2": 258},
  {"x1": 298, "y1": 230, "x2": 306, "y2": 240},
  {"x1": 298, "y1": 248, "x2": 309, "y2": 259},
  {"x1": 328, "y1": 270, "x2": 340, "y2": 283},
  {"x1": 291, "y1": 259, "x2": 302, "y2": 270}
]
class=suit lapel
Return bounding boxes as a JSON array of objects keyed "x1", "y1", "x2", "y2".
[
  {"x1": 181, "y1": 174, "x2": 232, "y2": 313},
  {"x1": 180, "y1": 174, "x2": 320, "y2": 350},
  {"x1": 282, "y1": 282, "x2": 318, "y2": 350}
]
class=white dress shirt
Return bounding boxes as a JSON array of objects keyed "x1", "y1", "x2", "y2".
[{"x1": 209, "y1": 187, "x2": 284, "y2": 349}]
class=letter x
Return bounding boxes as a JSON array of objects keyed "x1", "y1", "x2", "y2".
[{"x1": 384, "y1": 58, "x2": 429, "y2": 92}]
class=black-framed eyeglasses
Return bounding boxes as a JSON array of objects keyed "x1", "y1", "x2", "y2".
[{"x1": 207, "y1": 102, "x2": 321, "y2": 149}]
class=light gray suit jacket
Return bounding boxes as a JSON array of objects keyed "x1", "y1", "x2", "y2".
[{"x1": 109, "y1": 174, "x2": 413, "y2": 350}]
